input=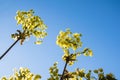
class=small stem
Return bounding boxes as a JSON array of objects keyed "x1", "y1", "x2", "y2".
[
  {"x1": 0, "y1": 38, "x2": 20, "y2": 60},
  {"x1": 60, "y1": 60, "x2": 68, "y2": 80}
]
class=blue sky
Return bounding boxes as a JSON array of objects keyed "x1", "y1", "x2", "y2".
[{"x1": 0, "y1": 0, "x2": 120, "y2": 79}]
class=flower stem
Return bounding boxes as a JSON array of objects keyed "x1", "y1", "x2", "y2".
[
  {"x1": 60, "y1": 60, "x2": 68, "y2": 80},
  {"x1": 0, "y1": 39, "x2": 20, "y2": 60}
]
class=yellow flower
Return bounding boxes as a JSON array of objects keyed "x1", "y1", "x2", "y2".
[
  {"x1": 83, "y1": 48, "x2": 93, "y2": 57},
  {"x1": 12, "y1": 9, "x2": 47, "y2": 45},
  {"x1": 34, "y1": 40, "x2": 42, "y2": 45},
  {"x1": 89, "y1": 50, "x2": 93, "y2": 57},
  {"x1": 56, "y1": 28, "x2": 82, "y2": 51},
  {"x1": 1, "y1": 77, "x2": 7, "y2": 80},
  {"x1": 1, "y1": 67, "x2": 41, "y2": 80}
]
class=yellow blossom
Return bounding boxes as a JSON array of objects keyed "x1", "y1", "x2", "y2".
[
  {"x1": 56, "y1": 29, "x2": 82, "y2": 51},
  {"x1": 12, "y1": 9, "x2": 47, "y2": 45}
]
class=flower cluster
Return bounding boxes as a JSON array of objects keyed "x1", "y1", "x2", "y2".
[
  {"x1": 82, "y1": 48, "x2": 93, "y2": 57},
  {"x1": 11, "y1": 9, "x2": 47, "y2": 45},
  {"x1": 56, "y1": 29, "x2": 93, "y2": 66},
  {"x1": 1, "y1": 67, "x2": 41, "y2": 80},
  {"x1": 56, "y1": 28, "x2": 82, "y2": 51},
  {"x1": 62, "y1": 50, "x2": 80, "y2": 65},
  {"x1": 48, "y1": 62, "x2": 59, "y2": 80},
  {"x1": 48, "y1": 63, "x2": 117, "y2": 80},
  {"x1": 93, "y1": 68, "x2": 116, "y2": 80}
]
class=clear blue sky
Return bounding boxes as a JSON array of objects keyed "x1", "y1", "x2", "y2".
[{"x1": 0, "y1": 0, "x2": 120, "y2": 79}]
